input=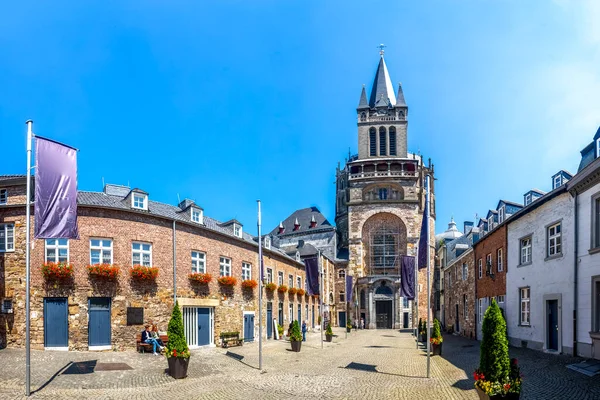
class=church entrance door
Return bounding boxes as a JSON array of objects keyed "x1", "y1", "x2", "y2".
[{"x1": 375, "y1": 300, "x2": 393, "y2": 329}]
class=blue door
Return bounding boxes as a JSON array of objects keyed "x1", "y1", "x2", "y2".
[
  {"x1": 197, "y1": 308, "x2": 211, "y2": 346},
  {"x1": 88, "y1": 297, "x2": 111, "y2": 347},
  {"x1": 267, "y1": 302, "x2": 273, "y2": 339},
  {"x1": 44, "y1": 297, "x2": 68, "y2": 348},
  {"x1": 243, "y1": 314, "x2": 255, "y2": 342},
  {"x1": 339, "y1": 311, "x2": 346, "y2": 327}
]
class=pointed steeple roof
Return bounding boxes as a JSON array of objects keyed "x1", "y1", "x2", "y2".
[
  {"x1": 369, "y1": 55, "x2": 396, "y2": 108},
  {"x1": 357, "y1": 85, "x2": 369, "y2": 109},
  {"x1": 395, "y1": 83, "x2": 406, "y2": 107}
]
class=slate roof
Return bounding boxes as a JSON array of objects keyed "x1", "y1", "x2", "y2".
[
  {"x1": 357, "y1": 86, "x2": 369, "y2": 109},
  {"x1": 369, "y1": 55, "x2": 397, "y2": 108},
  {"x1": 280, "y1": 242, "x2": 319, "y2": 258},
  {"x1": 445, "y1": 233, "x2": 476, "y2": 266},
  {"x1": 270, "y1": 206, "x2": 333, "y2": 236},
  {"x1": 396, "y1": 83, "x2": 407, "y2": 107}
]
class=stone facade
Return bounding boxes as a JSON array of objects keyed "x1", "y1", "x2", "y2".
[{"x1": 443, "y1": 248, "x2": 476, "y2": 339}]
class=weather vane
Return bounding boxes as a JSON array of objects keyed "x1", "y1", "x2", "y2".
[{"x1": 377, "y1": 43, "x2": 386, "y2": 56}]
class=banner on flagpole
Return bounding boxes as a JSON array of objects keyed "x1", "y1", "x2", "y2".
[
  {"x1": 304, "y1": 257, "x2": 320, "y2": 295},
  {"x1": 345, "y1": 275, "x2": 353, "y2": 302},
  {"x1": 400, "y1": 255, "x2": 415, "y2": 299},
  {"x1": 34, "y1": 137, "x2": 79, "y2": 239},
  {"x1": 417, "y1": 182, "x2": 429, "y2": 269}
]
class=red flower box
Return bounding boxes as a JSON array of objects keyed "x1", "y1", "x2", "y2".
[
  {"x1": 42, "y1": 262, "x2": 74, "y2": 280},
  {"x1": 87, "y1": 264, "x2": 120, "y2": 279},
  {"x1": 217, "y1": 276, "x2": 237, "y2": 286},
  {"x1": 241, "y1": 279, "x2": 258, "y2": 289},
  {"x1": 265, "y1": 282, "x2": 277, "y2": 291},
  {"x1": 297, "y1": 288, "x2": 306, "y2": 296},
  {"x1": 189, "y1": 273, "x2": 212, "y2": 284},
  {"x1": 288, "y1": 287, "x2": 297, "y2": 295},
  {"x1": 130, "y1": 265, "x2": 159, "y2": 280},
  {"x1": 277, "y1": 285, "x2": 288, "y2": 293}
]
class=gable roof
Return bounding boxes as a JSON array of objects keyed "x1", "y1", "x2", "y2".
[{"x1": 270, "y1": 206, "x2": 333, "y2": 236}]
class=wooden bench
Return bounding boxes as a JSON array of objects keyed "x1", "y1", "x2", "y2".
[
  {"x1": 220, "y1": 332, "x2": 243, "y2": 348},
  {"x1": 136, "y1": 333, "x2": 169, "y2": 353}
]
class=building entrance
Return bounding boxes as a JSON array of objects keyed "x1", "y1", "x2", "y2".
[{"x1": 375, "y1": 300, "x2": 393, "y2": 329}]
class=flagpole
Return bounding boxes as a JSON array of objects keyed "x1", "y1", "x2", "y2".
[
  {"x1": 319, "y1": 250, "x2": 323, "y2": 349},
  {"x1": 257, "y1": 200, "x2": 263, "y2": 371},
  {"x1": 426, "y1": 174, "x2": 431, "y2": 378},
  {"x1": 415, "y1": 242, "x2": 419, "y2": 349},
  {"x1": 25, "y1": 120, "x2": 33, "y2": 397}
]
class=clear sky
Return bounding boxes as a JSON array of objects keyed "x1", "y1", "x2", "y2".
[{"x1": 1, "y1": 1, "x2": 599, "y2": 235}]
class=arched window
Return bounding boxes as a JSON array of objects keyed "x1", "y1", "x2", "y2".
[
  {"x1": 375, "y1": 284, "x2": 393, "y2": 296},
  {"x1": 389, "y1": 127, "x2": 397, "y2": 156},
  {"x1": 379, "y1": 126, "x2": 387, "y2": 156},
  {"x1": 371, "y1": 227, "x2": 399, "y2": 268},
  {"x1": 378, "y1": 188, "x2": 388, "y2": 200},
  {"x1": 338, "y1": 269, "x2": 346, "y2": 279},
  {"x1": 369, "y1": 128, "x2": 376, "y2": 156}
]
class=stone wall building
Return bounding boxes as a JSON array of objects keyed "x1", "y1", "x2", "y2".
[{"x1": 0, "y1": 176, "x2": 310, "y2": 350}]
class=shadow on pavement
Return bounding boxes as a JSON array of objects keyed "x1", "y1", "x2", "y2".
[
  {"x1": 342, "y1": 362, "x2": 424, "y2": 379},
  {"x1": 225, "y1": 351, "x2": 259, "y2": 370},
  {"x1": 32, "y1": 361, "x2": 75, "y2": 395}
]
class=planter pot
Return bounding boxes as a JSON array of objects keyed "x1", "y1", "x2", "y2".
[
  {"x1": 419, "y1": 334, "x2": 426, "y2": 343},
  {"x1": 346, "y1": 327, "x2": 351, "y2": 333},
  {"x1": 475, "y1": 385, "x2": 520, "y2": 400},
  {"x1": 167, "y1": 356, "x2": 190, "y2": 379},
  {"x1": 291, "y1": 340, "x2": 302, "y2": 352},
  {"x1": 432, "y1": 342, "x2": 442, "y2": 356},
  {"x1": 325, "y1": 334, "x2": 333, "y2": 342}
]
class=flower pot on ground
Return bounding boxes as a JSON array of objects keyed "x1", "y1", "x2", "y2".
[
  {"x1": 166, "y1": 301, "x2": 191, "y2": 379},
  {"x1": 289, "y1": 320, "x2": 302, "y2": 352},
  {"x1": 188, "y1": 272, "x2": 212, "y2": 284},
  {"x1": 474, "y1": 299, "x2": 522, "y2": 399},
  {"x1": 217, "y1": 276, "x2": 237, "y2": 286},
  {"x1": 325, "y1": 323, "x2": 333, "y2": 342},
  {"x1": 88, "y1": 264, "x2": 120, "y2": 279},
  {"x1": 430, "y1": 318, "x2": 443, "y2": 356},
  {"x1": 277, "y1": 285, "x2": 288, "y2": 294},
  {"x1": 130, "y1": 265, "x2": 159, "y2": 280},
  {"x1": 42, "y1": 262, "x2": 74, "y2": 280},
  {"x1": 277, "y1": 324, "x2": 284, "y2": 338}
]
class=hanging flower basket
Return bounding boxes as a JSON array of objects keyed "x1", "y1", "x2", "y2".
[
  {"x1": 297, "y1": 288, "x2": 306, "y2": 296},
  {"x1": 189, "y1": 272, "x2": 212, "y2": 284},
  {"x1": 217, "y1": 276, "x2": 237, "y2": 286},
  {"x1": 42, "y1": 262, "x2": 74, "y2": 280},
  {"x1": 130, "y1": 265, "x2": 159, "y2": 280},
  {"x1": 88, "y1": 264, "x2": 120, "y2": 279},
  {"x1": 277, "y1": 285, "x2": 288, "y2": 293},
  {"x1": 288, "y1": 287, "x2": 298, "y2": 295},
  {"x1": 265, "y1": 282, "x2": 277, "y2": 291},
  {"x1": 241, "y1": 279, "x2": 258, "y2": 289}
]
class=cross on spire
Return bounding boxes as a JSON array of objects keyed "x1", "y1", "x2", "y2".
[{"x1": 377, "y1": 43, "x2": 386, "y2": 56}]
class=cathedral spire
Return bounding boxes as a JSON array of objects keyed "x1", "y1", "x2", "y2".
[
  {"x1": 358, "y1": 85, "x2": 369, "y2": 109},
  {"x1": 396, "y1": 82, "x2": 407, "y2": 107},
  {"x1": 369, "y1": 51, "x2": 396, "y2": 108}
]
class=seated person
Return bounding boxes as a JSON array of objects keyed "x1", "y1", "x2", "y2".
[
  {"x1": 142, "y1": 324, "x2": 164, "y2": 355},
  {"x1": 151, "y1": 324, "x2": 165, "y2": 347}
]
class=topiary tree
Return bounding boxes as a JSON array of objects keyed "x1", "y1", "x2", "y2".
[
  {"x1": 290, "y1": 320, "x2": 302, "y2": 342},
  {"x1": 166, "y1": 301, "x2": 190, "y2": 358},
  {"x1": 325, "y1": 323, "x2": 333, "y2": 336},
  {"x1": 432, "y1": 318, "x2": 442, "y2": 341},
  {"x1": 479, "y1": 298, "x2": 509, "y2": 382}
]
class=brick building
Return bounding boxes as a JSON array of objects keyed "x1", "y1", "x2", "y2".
[{"x1": 0, "y1": 176, "x2": 310, "y2": 350}]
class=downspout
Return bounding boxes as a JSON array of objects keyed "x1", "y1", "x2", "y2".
[
  {"x1": 573, "y1": 191, "x2": 578, "y2": 356},
  {"x1": 173, "y1": 220, "x2": 177, "y2": 304}
]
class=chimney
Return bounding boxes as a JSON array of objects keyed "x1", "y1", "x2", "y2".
[
  {"x1": 309, "y1": 215, "x2": 317, "y2": 228},
  {"x1": 278, "y1": 221, "x2": 285, "y2": 234},
  {"x1": 293, "y1": 218, "x2": 300, "y2": 231},
  {"x1": 464, "y1": 221, "x2": 474, "y2": 234}
]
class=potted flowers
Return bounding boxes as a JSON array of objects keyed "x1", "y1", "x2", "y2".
[
  {"x1": 88, "y1": 263, "x2": 120, "y2": 279},
  {"x1": 430, "y1": 318, "x2": 443, "y2": 355},
  {"x1": 325, "y1": 323, "x2": 333, "y2": 342},
  {"x1": 277, "y1": 324, "x2": 284, "y2": 339},
  {"x1": 277, "y1": 285, "x2": 288, "y2": 294},
  {"x1": 288, "y1": 287, "x2": 297, "y2": 295},
  {"x1": 188, "y1": 272, "x2": 212, "y2": 284},
  {"x1": 241, "y1": 279, "x2": 258, "y2": 289},
  {"x1": 130, "y1": 265, "x2": 159, "y2": 280},
  {"x1": 42, "y1": 262, "x2": 74, "y2": 280},
  {"x1": 265, "y1": 282, "x2": 277, "y2": 292},
  {"x1": 297, "y1": 288, "x2": 306, "y2": 296},
  {"x1": 166, "y1": 301, "x2": 191, "y2": 379},
  {"x1": 217, "y1": 276, "x2": 237, "y2": 286},
  {"x1": 474, "y1": 299, "x2": 522, "y2": 399},
  {"x1": 289, "y1": 320, "x2": 302, "y2": 352}
]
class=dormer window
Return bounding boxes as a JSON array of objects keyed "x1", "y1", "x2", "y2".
[
  {"x1": 295, "y1": 251, "x2": 301, "y2": 262},
  {"x1": 309, "y1": 215, "x2": 317, "y2": 228},
  {"x1": 597, "y1": 138, "x2": 600, "y2": 158},
  {"x1": 191, "y1": 207, "x2": 203, "y2": 224},
  {"x1": 132, "y1": 193, "x2": 148, "y2": 210},
  {"x1": 293, "y1": 218, "x2": 300, "y2": 231},
  {"x1": 553, "y1": 175, "x2": 561, "y2": 189},
  {"x1": 498, "y1": 207, "x2": 505, "y2": 224},
  {"x1": 0, "y1": 189, "x2": 7, "y2": 205},
  {"x1": 525, "y1": 193, "x2": 532, "y2": 206},
  {"x1": 278, "y1": 221, "x2": 285, "y2": 234},
  {"x1": 234, "y1": 223, "x2": 242, "y2": 238},
  {"x1": 264, "y1": 236, "x2": 271, "y2": 249}
]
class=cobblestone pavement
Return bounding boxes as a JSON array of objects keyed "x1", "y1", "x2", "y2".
[{"x1": 0, "y1": 328, "x2": 596, "y2": 399}]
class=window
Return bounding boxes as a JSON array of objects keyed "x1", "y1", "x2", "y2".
[
  {"x1": 378, "y1": 188, "x2": 388, "y2": 200},
  {"x1": 597, "y1": 139, "x2": 600, "y2": 158},
  {"x1": 289, "y1": 304, "x2": 293, "y2": 322},
  {"x1": 191, "y1": 208, "x2": 203, "y2": 223},
  {"x1": 242, "y1": 262, "x2": 252, "y2": 281},
  {"x1": 90, "y1": 239, "x2": 113, "y2": 265},
  {"x1": 264, "y1": 236, "x2": 271, "y2": 249},
  {"x1": 339, "y1": 291, "x2": 345, "y2": 302},
  {"x1": 497, "y1": 248, "x2": 503, "y2": 272},
  {"x1": 520, "y1": 287, "x2": 530, "y2": 325},
  {"x1": 486, "y1": 254, "x2": 492, "y2": 274},
  {"x1": 278, "y1": 271, "x2": 284, "y2": 286},
  {"x1": 525, "y1": 193, "x2": 532, "y2": 206},
  {"x1": 478, "y1": 259, "x2": 482, "y2": 279},
  {"x1": 219, "y1": 257, "x2": 231, "y2": 277},
  {"x1": 132, "y1": 242, "x2": 151, "y2": 266},
  {"x1": 547, "y1": 222, "x2": 562, "y2": 257},
  {"x1": 132, "y1": 193, "x2": 147, "y2": 210},
  {"x1": 463, "y1": 294, "x2": 468, "y2": 319},
  {"x1": 478, "y1": 298, "x2": 483, "y2": 322},
  {"x1": 297, "y1": 276, "x2": 302, "y2": 289},
  {"x1": 295, "y1": 252, "x2": 301, "y2": 262},
  {"x1": 520, "y1": 237, "x2": 532, "y2": 264},
  {"x1": 267, "y1": 268, "x2": 273, "y2": 284},
  {"x1": 0, "y1": 189, "x2": 6, "y2": 205},
  {"x1": 288, "y1": 274, "x2": 294, "y2": 287},
  {"x1": 371, "y1": 228, "x2": 398, "y2": 268},
  {"x1": 448, "y1": 271, "x2": 452, "y2": 287},
  {"x1": 497, "y1": 295, "x2": 505, "y2": 304},
  {"x1": 369, "y1": 127, "x2": 377, "y2": 156},
  {"x1": 498, "y1": 207, "x2": 505, "y2": 223},
  {"x1": 595, "y1": 197, "x2": 600, "y2": 249},
  {"x1": 403, "y1": 297, "x2": 409, "y2": 308},
  {"x1": 0, "y1": 223, "x2": 15, "y2": 252},
  {"x1": 554, "y1": 175, "x2": 562, "y2": 189},
  {"x1": 389, "y1": 127, "x2": 397, "y2": 156},
  {"x1": 46, "y1": 239, "x2": 69, "y2": 262},
  {"x1": 593, "y1": 277, "x2": 600, "y2": 332},
  {"x1": 338, "y1": 269, "x2": 346, "y2": 279},
  {"x1": 462, "y1": 263, "x2": 467, "y2": 280},
  {"x1": 379, "y1": 126, "x2": 387, "y2": 156},
  {"x1": 191, "y1": 251, "x2": 206, "y2": 273},
  {"x1": 234, "y1": 224, "x2": 242, "y2": 238}
]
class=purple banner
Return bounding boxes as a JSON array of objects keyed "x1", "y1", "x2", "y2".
[
  {"x1": 417, "y1": 179, "x2": 429, "y2": 269},
  {"x1": 34, "y1": 137, "x2": 79, "y2": 239},
  {"x1": 304, "y1": 257, "x2": 319, "y2": 295},
  {"x1": 345, "y1": 275, "x2": 353, "y2": 303},
  {"x1": 400, "y1": 256, "x2": 415, "y2": 300}
]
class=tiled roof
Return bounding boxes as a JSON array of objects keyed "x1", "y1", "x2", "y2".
[{"x1": 269, "y1": 206, "x2": 333, "y2": 236}]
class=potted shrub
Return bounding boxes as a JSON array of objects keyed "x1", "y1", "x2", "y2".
[
  {"x1": 288, "y1": 287, "x2": 297, "y2": 295},
  {"x1": 188, "y1": 272, "x2": 212, "y2": 284},
  {"x1": 277, "y1": 324, "x2": 284, "y2": 339},
  {"x1": 130, "y1": 265, "x2": 159, "y2": 280},
  {"x1": 346, "y1": 318, "x2": 352, "y2": 333},
  {"x1": 42, "y1": 262, "x2": 74, "y2": 280},
  {"x1": 289, "y1": 320, "x2": 302, "y2": 352},
  {"x1": 165, "y1": 301, "x2": 191, "y2": 379},
  {"x1": 241, "y1": 279, "x2": 258, "y2": 289},
  {"x1": 265, "y1": 282, "x2": 277, "y2": 292},
  {"x1": 217, "y1": 276, "x2": 237, "y2": 286},
  {"x1": 430, "y1": 318, "x2": 443, "y2": 356},
  {"x1": 88, "y1": 263, "x2": 120, "y2": 279},
  {"x1": 325, "y1": 323, "x2": 333, "y2": 342},
  {"x1": 474, "y1": 299, "x2": 522, "y2": 399},
  {"x1": 277, "y1": 285, "x2": 288, "y2": 294}
]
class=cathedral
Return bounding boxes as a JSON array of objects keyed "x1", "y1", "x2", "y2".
[{"x1": 335, "y1": 49, "x2": 435, "y2": 329}]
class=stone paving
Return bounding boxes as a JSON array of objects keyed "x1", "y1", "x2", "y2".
[{"x1": 0, "y1": 328, "x2": 597, "y2": 399}]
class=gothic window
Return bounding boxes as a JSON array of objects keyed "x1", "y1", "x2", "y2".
[
  {"x1": 379, "y1": 127, "x2": 387, "y2": 156},
  {"x1": 371, "y1": 228, "x2": 398, "y2": 269},
  {"x1": 389, "y1": 127, "x2": 397, "y2": 156},
  {"x1": 369, "y1": 128, "x2": 377, "y2": 156},
  {"x1": 378, "y1": 188, "x2": 388, "y2": 200}
]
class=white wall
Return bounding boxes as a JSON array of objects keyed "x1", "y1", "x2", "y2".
[{"x1": 506, "y1": 192, "x2": 574, "y2": 353}]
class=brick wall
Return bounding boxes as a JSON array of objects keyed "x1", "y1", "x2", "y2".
[
  {"x1": 443, "y1": 249, "x2": 476, "y2": 339},
  {"x1": 474, "y1": 224, "x2": 507, "y2": 300}
]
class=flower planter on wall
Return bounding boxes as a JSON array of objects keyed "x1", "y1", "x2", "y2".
[
  {"x1": 241, "y1": 279, "x2": 258, "y2": 289},
  {"x1": 277, "y1": 285, "x2": 288, "y2": 294},
  {"x1": 217, "y1": 276, "x2": 237, "y2": 286},
  {"x1": 42, "y1": 262, "x2": 74, "y2": 280},
  {"x1": 188, "y1": 272, "x2": 212, "y2": 284},
  {"x1": 130, "y1": 265, "x2": 159, "y2": 280},
  {"x1": 88, "y1": 264, "x2": 120, "y2": 279}
]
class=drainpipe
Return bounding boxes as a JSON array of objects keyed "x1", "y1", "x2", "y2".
[
  {"x1": 173, "y1": 220, "x2": 177, "y2": 304},
  {"x1": 573, "y1": 192, "x2": 578, "y2": 356}
]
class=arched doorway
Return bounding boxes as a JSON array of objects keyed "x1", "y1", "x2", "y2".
[{"x1": 374, "y1": 281, "x2": 393, "y2": 329}]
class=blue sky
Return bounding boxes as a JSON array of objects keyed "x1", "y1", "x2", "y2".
[{"x1": 1, "y1": 1, "x2": 599, "y2": 235}]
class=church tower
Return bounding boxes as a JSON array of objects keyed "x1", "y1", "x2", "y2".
[{"x1": 335, "y1": 48, "x2": 435, "y2": 329}]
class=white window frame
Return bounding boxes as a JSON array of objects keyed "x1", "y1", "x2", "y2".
[
  {"x1": 498, "y1": 206, "x2": 505, "y2": 223},
  {"x1": 0, "y1": 223, "x2": 15, "y2": 252},
  {"x1": 289, "y1": 304, "x2": 293, "y2": 323},
  {"x1": 191, "y1": 208, "x2": 203, "y2": 224},
  {"x1": 497, "y1": 248, "x2": 503, "y2": 272},
  {"x1": 45, "y1": 239, "x2": 69, "y2": 263},
  {"x1": 486, "y1": 253, "x2": 492, "y2": 274},
  {"x1": 497, "y1": 295, "x2": 505, "y2": 304},
  {"x1": 132, "y1": 242, "x2": 152, "y2": 266},
  {"x1": 296, "y1": 276, "x2": 302, "y2": 289},
  {"x1": 295, "y1": 252, "x2": 301, "y2": 262},
  {"x1": 267, "y1": 268, "x2": 273, "y2": 284},
  {"x1": 132, "y1": 193, "x2": 148, "y2": 210},
  {"x1": 278, "y1": 271, "x2": 284, "y2": 286},
  {"x1": 547, "y1": 222, "x2": 562, "y2": 257},
  {"x1": 597, "y1": 138, "x2": 600, "y2": 158},
  {"x1": 462, "y1": 263, "x2": 467, "y2": 281},
  {"x1": 0, "y1": 189, "x2": 7, "y2": 205},
  {"x1": 234, "y1": 224, "x2": 242, "y2": 238},
  {"x1": 520, "y1": 236, "x2": 532, "y2": 265},
  {"x1": 219, "y1": 256, "x2": 232, "y2": 277},
  {"x1": 478, "y1": 298, "x2": 483, "y2": 322},
  {"x1": 338, "y1": 269, "x2": 346, "y2": 279},
  {"x1": 264, "y1": 236, "x2": 271, "y2": 249},
  {"x1": 90, "y1": 238, "x2": 113, "y2": 265},
  {"x1": 191, "y1": 251, "x2": 206, "y2": 273},
  {"x1": 340, "y1": 291, "x2": 345, "y2": 302},
  {"x1": 288, "y1": 274, "x2": 294, "y2": 288},
  {"x1": 520, "y1": 287, "x2": 530, "y2": 325},
  {"x1": 478, "y1": 259, "x2": 482, "y2": 279},
  {"x1": 242, "y1": 262, "x2": 252, "y2": 281},
  {"x1": 554, "y1": 175, "x2": 561, "y2": 189},
  {"x1": 525, "y1": 193, "x2": 532, "y2": 206}
]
